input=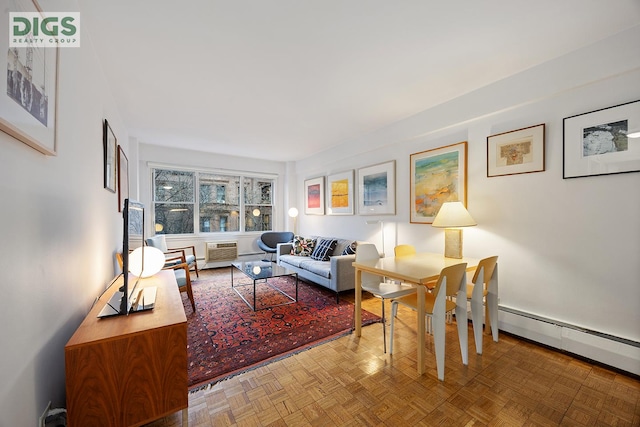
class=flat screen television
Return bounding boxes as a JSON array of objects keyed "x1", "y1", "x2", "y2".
[{"x1": 98, "y1": 198, "x2": 145, "y2": 318}]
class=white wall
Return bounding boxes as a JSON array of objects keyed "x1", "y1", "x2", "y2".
[
  {"x1": 292, "y1": 26, "x2": 640, "y2": 345},
  {"x1": 0, "y1": 8, "x2": 128, "y2": 426}
]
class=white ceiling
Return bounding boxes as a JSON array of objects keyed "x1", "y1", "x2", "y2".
[{"x1": 76, "y1": 0, "x2": 640, "y2": 161}]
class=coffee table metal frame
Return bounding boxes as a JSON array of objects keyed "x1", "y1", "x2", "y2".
[{"x1": 231, "y1": 261, "x2": 298, "y2": 311}]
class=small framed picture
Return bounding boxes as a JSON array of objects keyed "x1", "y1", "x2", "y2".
[
  {"x1": 357, "y1": 161, "x2": 396, "y2": 215},
  {"x1": 487, "y1": 124, "x2": 545, "y2": 177},
  {"x1": 304, "y1": 176, "x2": 325, "y2": 215},
  {"x1": 102, "y1": 119, "x2": 118, "y2": 193},
  {"x1": 103, "y1": 119, "x2": 117, "y2": 193},
  {"x1": 326, "y1": 170, "x2": 354, "y2": 215},
  {"x1": 563, "y1": 100, "x2": 640, "y2": 179}
]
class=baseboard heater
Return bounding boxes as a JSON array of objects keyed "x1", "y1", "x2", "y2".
[{"x1": 498, "y1": 306, "x2": 640, "y2": 376}]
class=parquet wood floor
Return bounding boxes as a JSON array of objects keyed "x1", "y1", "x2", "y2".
[{"x1": 146, "y1": 285, "x2": 640, "y2": 426}]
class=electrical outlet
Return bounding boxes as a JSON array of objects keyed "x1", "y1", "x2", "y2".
[{"x1": 39, "y1": 401, "x2": 51, "y2": 427}]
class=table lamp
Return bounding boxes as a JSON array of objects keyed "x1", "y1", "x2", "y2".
[
  {"x1": 431, "y1": 201, "x2": 477, "y2": 259},
  {"x1": 129, "y1": 246, "x2": 165, "y2": 278}
]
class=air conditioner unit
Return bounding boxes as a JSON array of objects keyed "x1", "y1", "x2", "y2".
[{"x1": 205, "y1": 241, "x2": 238, "y2": 262}]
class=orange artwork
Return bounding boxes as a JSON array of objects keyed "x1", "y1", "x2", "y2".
[{"x1": 331, "y1": 179, "x2": 349, "y2": 208}]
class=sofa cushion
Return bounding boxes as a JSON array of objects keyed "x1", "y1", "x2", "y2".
[
  {"x1": 311, "y1": 237, "x2": 353, "y2": 257},
  {"x1": 291, "y1": 236, "x2": 316, "y2": 256},
  {"x1": 278, "y1": 254, "x2": 308, "y2": 268},
  {"x1": 341, "y1": 241, "x2": 357, "y2": 255},
  {"x1": 298, "y1": 259, "x2": 332, "y2": 279},
  {"x1": 310, "y1": 238, "x2": 337, "y2": 261}
]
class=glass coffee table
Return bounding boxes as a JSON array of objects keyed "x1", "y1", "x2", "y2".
[{"x1": 231, "y1": 261, "x2": 298, "y2": 311}]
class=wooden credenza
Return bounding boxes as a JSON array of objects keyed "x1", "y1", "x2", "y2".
[{"x1": 65, "y1": 270, "x2": 188, "y2": 427}]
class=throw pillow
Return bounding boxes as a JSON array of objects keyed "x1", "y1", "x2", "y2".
[
  {"x1": 342, "y1": 241, "x2": 357, "y2": 255},
  {"x1": 291, "y1": 236, "x2": 316, "y2": 256},
  {"x1": 310, "y1": 238, "x2": 338, "y2": 261}
]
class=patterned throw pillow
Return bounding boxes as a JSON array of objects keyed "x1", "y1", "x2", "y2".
[
  {"x1": 310, "y1": 238, "x2": 338, "y2": 261},
  {"x1": 291, "y1": 236, "x2": 316, "y2": 256},
  {"x1": 342, "y1": 241, "x2": 357, "y2": 255}
]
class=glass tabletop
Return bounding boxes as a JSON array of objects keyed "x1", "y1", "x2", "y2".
[{"x1": 232, "y1": 261, "x2": 293, "y2": 280}]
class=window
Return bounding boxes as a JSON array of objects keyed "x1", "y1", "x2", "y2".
[
  {"x1": 152, "y1": 167, "x2": 275, "y2": 235},
  {"x1": 153, "y1": 170, "x2": 194, "y2": 234},
  {"x1": 244, "y1": 178, "x2": 273, "y2": 232},
  {"x1": 199, "y1": 173, "x2": 240, "y2": 233}
]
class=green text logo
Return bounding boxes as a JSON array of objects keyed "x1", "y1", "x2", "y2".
[{"x1": 10, "y1": 12, "x2": 80, "y2": 47}]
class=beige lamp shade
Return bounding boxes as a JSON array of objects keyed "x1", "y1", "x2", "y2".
[
  {"x1": 432, "y1": 201, "x2": 477, "y2": 228},
  {"x1": 432, "y1": 202, "x2": 476, "y2": 259}
]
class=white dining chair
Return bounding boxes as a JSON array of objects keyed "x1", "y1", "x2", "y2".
[
  {"x1": 355, "y1": 243, "x2": 416, "y2": 353},
  {"x1": 389, "y1": 262, "x2": 468, "y2": 381},
  {"x1": 467, "y1": 256, "x2": 499, "y2": 354}
]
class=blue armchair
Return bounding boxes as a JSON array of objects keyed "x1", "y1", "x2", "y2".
[
  {"x1": 146, "y1": 235, "x2": 199, "y2": 278},
  {"x1": 257, "y1": 231, "x2": 294, "y2": 262}
]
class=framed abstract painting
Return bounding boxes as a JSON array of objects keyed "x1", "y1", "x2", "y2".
[
  {"x1": 487, "y1": 124, "x2": 545, "y2": 177},
  {"x1": 410, "y1": 141, "x2": 467, "y2": 224},
  {"x1": 563, "y1": 100, "x2": 640, "y2": 179},
  {"x1": 326, "y1": 170, "x2": 354, "y2": 215},
  {"x1": 357, "y1": 160, "x2": 396, "y2": 215},
  {"x1": 304, "y1": 176, "x2": 324, "y2": 215}
]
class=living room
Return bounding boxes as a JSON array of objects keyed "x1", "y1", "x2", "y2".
[{"x1": 1, "y1": 1, "x2": 639, "y2": 425}]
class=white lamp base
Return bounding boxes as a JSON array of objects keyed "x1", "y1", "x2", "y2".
[{"x1": 444, "y1": 228, "x2": 463, "y2": 259}]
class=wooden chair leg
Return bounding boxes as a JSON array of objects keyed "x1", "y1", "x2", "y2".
[{"x1": 186, "y1": 282, "x2": 195, "y2": 311}]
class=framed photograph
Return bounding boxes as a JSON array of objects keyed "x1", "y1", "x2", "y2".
[
  {"x1": 326, "y1": 170, "x2": 354, "y2": 215},
  {"x1": 103, "y1": 119, "x2": 117, "y2": 193},
  {"x1": 0, "y1": 0, "x2": 59, "y2": 155},
  {"x1": 357, "y1": 160, "x2": 396, "y2": 215},
  {"x1": 410, "y1": 141, "x2": 467, "y2": 224},
  {"x1": 117, "y1": 146, "x2": 128, "y2": 212},
  {"x1": 563, "y1": 100, "x2": 640, "y2": 179},
  {"x1": 487, "y1": 124, "x2": 545, "y2": 177},
  {"x1": 304, "y1": 176, "x2": 325, "y2": 215}
]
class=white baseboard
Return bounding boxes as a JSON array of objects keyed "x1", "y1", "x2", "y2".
[{"x1": 498, "y1": 307, "x2": 640, "y2": 376}]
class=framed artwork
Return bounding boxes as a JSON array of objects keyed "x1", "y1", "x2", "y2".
[
  {"x1": 357, "y1": 160, "x2": 396, "y2": 215},
  {"x1": 410, "y1": 141, "x2": 467, "y2": 224},
  {"x1": 326, "y1": 170, "x2": 354, "y2": 215},
  {"x1": 0, "y1": 0, "x2": 59, "y2": 155},
  {"x1": 563, "y1": 99, "x2": 640, "y2": 179},
  {"x1": 304, "y1": 176, "x2": 325, "y2": 215},
  {"x1": 117, "y1": 145, "x2": 128, "y2": 212},
  {"x1": 487, "y1": 124, "x2": 545, "y2": 177},
  {"x1": 103, "y1": 119, "x2": 117, "y2": 193}
]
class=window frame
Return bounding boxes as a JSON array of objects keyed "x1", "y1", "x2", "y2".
[{"x1": 150, "y1": 164, "x2": 277, "y2": 236}]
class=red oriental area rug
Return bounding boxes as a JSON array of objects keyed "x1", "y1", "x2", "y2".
[{"x1": 182, "y1": 267, "x2": 380, "y2": 390}]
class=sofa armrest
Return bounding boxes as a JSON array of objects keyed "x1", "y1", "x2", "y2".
[
  {"x1": 330, "y1": 254, "x2": 356, "y2": 292},
  {"x1": 276, "y1": 242, "x2": 293, "y2": 262}
]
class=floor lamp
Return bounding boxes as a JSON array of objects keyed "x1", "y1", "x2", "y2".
[
  {"x1": 365, "y1": 219, "x2": 384, "y2": 256},
  {"x1": 288, "y1": 207, "x2": 299, "y2": 235}
]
